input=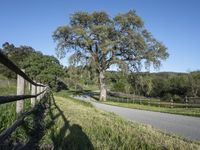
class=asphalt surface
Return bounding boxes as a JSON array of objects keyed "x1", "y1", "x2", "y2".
[{"x1": 73, "y1": 95, "x2": 200, "y2": 141}]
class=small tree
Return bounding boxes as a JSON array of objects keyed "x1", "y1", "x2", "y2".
[{"x1": 53, "y1": 10, "x2": 169, "y2": 101}]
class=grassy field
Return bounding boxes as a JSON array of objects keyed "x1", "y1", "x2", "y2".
[
  {"x1": 40, "y1": 92, "x2": 200, "y2": 150},
  {"x1": 0, "y1": 90, "x2": 200, "y2": 149},
  {"x1": 1, "y1": 79, "x2": 200, "y2": 150},
  {"x1": 103, "y1": 101, "x2": 200, "y2": 117}
]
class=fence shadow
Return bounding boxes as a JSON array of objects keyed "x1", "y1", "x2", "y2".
[
  {"x1": 49, "y1": 92, "x2": 94, "y2": 150},
  {"x1": 19, "y1": 94, "x2": 51, "y2": 150},
  {"x1": 2, "y1": 92, "x2": 94, "y2": 150}
]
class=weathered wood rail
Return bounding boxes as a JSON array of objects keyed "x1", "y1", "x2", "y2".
[
  {"x1": 107, "y1": 91, "x2": 200, "y2": 108},
  {"x1": 0, "y1": 50, "x2": 48, "y2": 143}
]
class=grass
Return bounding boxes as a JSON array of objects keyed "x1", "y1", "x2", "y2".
[
  {"x1": 0, "y1": 89, "x2": 200, "y2": 149},
  {"x1": 0, "y1": 74, "x2": 8, "y2": 80},
  {"x1": 41, "y1": 92, "x2": 200, "y2": 150},
  {"x1": 0, "y1": 80, "x2": 16, "y2": 96},
  {"x1": 53, "y1": 89, "x2": 200, "y2": 117},
  {"x1": 0, "y1": 76, "x2": 33, "y2": 140},
  {"x1": 103, "y1": 101, "x2": 200, "y2": 117}
]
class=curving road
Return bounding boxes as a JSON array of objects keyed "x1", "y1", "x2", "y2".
[{"x1": 73, "y1": 95, "x2": 200, "y2": 141}]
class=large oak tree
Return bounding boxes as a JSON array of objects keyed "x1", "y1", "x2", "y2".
[{"x1": 53, "y1": 10, "x2": 169, "y2": 101}]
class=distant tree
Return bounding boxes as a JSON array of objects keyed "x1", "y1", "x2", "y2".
[
  {"x1": 150, "y1": 75, "x2": 170, "y2": 98},
  {"x1": 0, "y1": 42, "x2": 64, "y2": 91},
  {"x1": 0, "y1": 42, "x2": 34, "y2": 78},
  {"x1": 22, "y1": 52, "x2": 64, "y2": 91},
  {"x1": 169, "y1": 75, "x2": 189, "y2": 97},
  {"x1": 53, "y1": 10, "x2": 169, "y2": 101},
  {"x1": 188, "y1": 71, "x2": 200, "y2": 97}
]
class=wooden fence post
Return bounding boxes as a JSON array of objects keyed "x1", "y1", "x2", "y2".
[
  {"x1": 42, "y1": 86, "x2": 45, "y2": 97},
  {"x1": 27, "y1": 82, "x2": 31, "y2": 92},
  {"x1": 39, "y1": 85, "x2": 42, "y2": 100},
  {"x1": 185, "y1": 96, "x2": 188, "y2": 109},
  {"x1": 158, "y1": 99, "x2": 160, "y2": 107},
  {"x1": 16, "y1": 69, "x2": 25, "y2": 114},
  {"x1": 40, "y1": 85, "x2": 44, "y2": 99},
  {"x1": 170, "y1": 98, "x2": 173, "y2": 108},
  {"x1": 31, "y1": 82, "x2": 36, "y2": 107},
  {"x1": 40, "y1": 85, "x2": 43, "y2": 99},
  {"x1": 36, "y1": 83, "x2": 41, "y2": 102}
]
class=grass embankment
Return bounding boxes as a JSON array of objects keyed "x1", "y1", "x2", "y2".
[
  {"x1": 41, "y1": 92, "x2": 200, "y2": 150},
  {"x1": 104, "y1": 101, "x2": 200, "y2": 117},
  {"x1": 1, "y1": 82, "x2": 200, "y2": 149}
]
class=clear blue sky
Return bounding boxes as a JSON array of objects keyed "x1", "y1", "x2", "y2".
[{"x1": 0, "y1": 0, "x2": 200, "y2": 72}]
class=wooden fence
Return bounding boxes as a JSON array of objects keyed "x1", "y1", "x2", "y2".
[
  {"x1": 107, "y1": 92, "x2": 200, "y2": 108},
  {"x1": 0, "y1": 51, "x2": 48, "y2": 142}
]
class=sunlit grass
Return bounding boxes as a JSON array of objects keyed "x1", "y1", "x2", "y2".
[
  {"x1": 1, "y1": 82, "x2": 200, "y2": 149},
  {"x1": 42, "y1": 93, "x2": 200, "y2": 150}
]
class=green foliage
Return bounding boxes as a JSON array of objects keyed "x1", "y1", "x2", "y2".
[
  {"x1": 63, "y1": 65, "x2": 98, "y2": 90},
  {"x1": 107, "y1": 71, "x2": 131, "y2": 94},
  {"x1": 172, "y1": 95, "x2": 182, "y2": 103},
  {"x1": 22, "y1": 52, "x2": 64, "y2": 91},
  {"x1": 0, "y1": 43, "x2": 34, "y2": 78},
  {"x1": 53, "y1": 10, "x2": 169, "y2": 100},
  {"x1": 188, "y1": 71, "x2": 200, "y2": 97},
  {"x1": 107, "y1": 71, "x2": 200, "y2": 101},
  {"x1": 0, "y1": 42, "x2": 65, "y2": 91}
]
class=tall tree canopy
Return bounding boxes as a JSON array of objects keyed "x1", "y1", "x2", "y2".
[{"x1": 53, "y1": 10, "x2": 169, "y2": 101}]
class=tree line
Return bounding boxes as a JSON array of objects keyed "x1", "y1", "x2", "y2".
[
  {"x1": 0, "y1": 42, "x2": 65, "y2": 91},
  {"x1": 107, "y1": 71, "x2": 200, "y2": 102},
  {"x1": 0, "y1": 42, "x2": 199, "y2": 102}
]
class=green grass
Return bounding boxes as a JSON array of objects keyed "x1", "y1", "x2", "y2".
[
  {"x1": 103, "y1": 101, "x2": 200, "y2": 117},
  {"x1": 0, "y1": 80, "x2": 16, "y2": 96},
  {"x1": 0, "y1": 74, "x2": 8, "y2": 80},
  {"x1": 0, "y1": 76, "x2": 33, "y2": 140},
  {"x1": 44, "y1": 95, "x2": 200, "y2": 149},
  {"x1": 1, "y1": 89, "x2": 200, "y2": 149},
  {"x1": 1, "y1": 78, "x2": 200, "y2": 150}
]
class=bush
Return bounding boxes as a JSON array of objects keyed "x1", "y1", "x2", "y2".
[
  {"x1": 162, "y1": 93, "x2": 172, "y2": 101},
  {"x1": 112, "y1": 82, "x2": 126, "y2": 93},
  {"x1": 172, "y1": 94, "x2": 182, "y2": 103}
]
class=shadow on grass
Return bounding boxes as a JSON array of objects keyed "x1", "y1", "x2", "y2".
[
  {"x1": 48, "y1": 92, "x2": 94, "y2": 150},
  {"x1": 0, "y1": 95, "x2": 50, "y2": 150},
  {"x1": 1, "y1": 92, "x2": 94, "y2": 150}
]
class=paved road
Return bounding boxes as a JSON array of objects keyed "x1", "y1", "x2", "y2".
[{"x1": 73, "y1": 95, "x2": 200, "y2": 141}]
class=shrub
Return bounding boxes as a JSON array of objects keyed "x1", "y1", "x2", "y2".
[
  {"x1": 172, "y1": 94, "x2": 182, "y2": 103},
  {"x1": 162, "y1": 93, "x2": 172, "y2": 101}
]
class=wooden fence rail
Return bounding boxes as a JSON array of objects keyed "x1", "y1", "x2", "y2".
[
  {"x1": 107, "y1": 95, "x2": 200, "y2": 108},
  {"x1": 0, "y1": 90, "x2": 46, "y2": 104},
  {"x1": 0, "y1": 50, "x2": 48, "y2": 143}
]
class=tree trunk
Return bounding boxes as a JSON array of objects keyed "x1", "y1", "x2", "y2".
[{"x1": 99, "y1": 70, "x2": 107, "y2": 101}]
